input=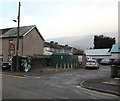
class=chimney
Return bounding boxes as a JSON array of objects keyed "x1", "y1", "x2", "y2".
[
  {"x1": 55, "y1": 42, "x2": 58, "y2": 44},
  {"x1": 50, "y1": 41, "x2": 54, "y2": 44},
  {"x1": 65, "y1": 44, "x2": 68, "y2": 47}
]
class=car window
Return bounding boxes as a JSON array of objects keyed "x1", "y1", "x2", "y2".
[
  {"x1": 102, "y1": 59, "x2": 110, "y2": 61},
  {"x1": 87, "y1": 60, "x2": 96, "y2": 63},
  {"x1": 115, "y1": 59, "x2": 120, "y2": 61}
]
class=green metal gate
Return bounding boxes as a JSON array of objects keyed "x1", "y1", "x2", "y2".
[{"x1": 51, "y1": 52, "x2": 73, "y2": 68}]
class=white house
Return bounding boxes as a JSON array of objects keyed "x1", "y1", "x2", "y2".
[
  {"x1": 85, "y1": 49, "x2": 111, "y2": 60},
  {"x1": 110, "y1": 44, "x2": 120, "y2": 59},
  {"x1": 44, "y1": 42, "x2": 53, "y2": 55},
  {"x1": 44, "y1": 42, "x2": 74, "y2": 55}
]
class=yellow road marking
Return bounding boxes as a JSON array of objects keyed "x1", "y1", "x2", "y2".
[
  {"x1": 34, "y1": 77, "x2": 41, "y2": 79},
  {"x1": 8, "y1": 75, "x2": 26, "y2": 79},
  {"x1": 1, "y1": 73, "x2": 26, "y2": 79},
  {"x1": 0, "y1": 73, "x2": 41, "y2": 79},
  {"x1": 76, "y1": 85, "x2": 119, "y2": 98}
]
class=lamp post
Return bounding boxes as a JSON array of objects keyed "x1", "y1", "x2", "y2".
[{"x1": 16, "y1": 2, "x2": 21, "y2": 71}]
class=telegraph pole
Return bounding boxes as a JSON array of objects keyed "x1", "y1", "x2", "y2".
[{"x1": 16, "y1": 2, "x2": 21, "y2": 71}]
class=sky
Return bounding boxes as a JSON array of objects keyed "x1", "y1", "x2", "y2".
[{"x1": 0, "y1": 0, "x2": 119, "y2": 39}]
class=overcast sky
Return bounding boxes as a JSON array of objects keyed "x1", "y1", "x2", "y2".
[{"x1": 0, "y1": 0, "x2": 119, "y2": 39}]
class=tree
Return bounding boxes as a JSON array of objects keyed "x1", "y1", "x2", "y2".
[{"x1": 93, "y1": 35, "x2": 116, "y2": 49}]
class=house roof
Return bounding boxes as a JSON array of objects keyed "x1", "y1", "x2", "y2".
[
  {"x1": 44, "y1": 42, "x2": 62, "y2": 49},
  {"x1": 110, "y1": 44, "x2": 120, "y2": 53},
  {"x1": 0, "y1": 25, "x2": 44, "y2": 41},
  {"x1": 85, "y1": 49, "x2": 111, "y2": 56},
  {"x1": 44, "y1": 42, "x2": 73, "y2": 50},
  {"x1": 44, "y1": 42, "x2": 50, "y2": 47},
  {"x1": 58, "y1": 44, "x2": 73, "y2": 50},
  {"x1": 52, "y1": 52, "x2": 72, "y2": 56}
]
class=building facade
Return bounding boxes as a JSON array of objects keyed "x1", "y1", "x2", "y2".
[
  {"x1": 44, "y1": 41, "x2": 74, "y2": 55},
  {"x1": 110, "y1": 44, "x2": 120, "y2": 59},
  {"x1": 85, "y1": 49, "x2": 111, "y2": 60},
  {"x1": 0, "y1": 25, "x2": 44, "y2": 62}
]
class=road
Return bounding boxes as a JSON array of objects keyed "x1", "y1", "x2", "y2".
[{"x1": 2, "y1": 65, "x2": 119, "y2": 99}]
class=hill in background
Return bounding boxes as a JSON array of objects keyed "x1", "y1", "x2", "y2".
[{"x1": 46, "y1": 32, "x2": 118, "y2": 50}]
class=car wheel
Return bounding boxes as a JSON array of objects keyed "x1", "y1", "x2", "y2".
[{"x1": 2, "y1": 68, "x2": 6, "y2": 71}]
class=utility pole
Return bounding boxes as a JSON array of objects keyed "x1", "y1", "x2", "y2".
[{"x1": 16, "y1": 2, "x2": 21, "y2": 71}]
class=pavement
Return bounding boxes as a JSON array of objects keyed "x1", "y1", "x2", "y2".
[
  {"x1": 80, "y1": 77, "x2": 120, "y2": 96},
  {"x1": 1, "y1": 67, "x2": 120, "y2": 97}
]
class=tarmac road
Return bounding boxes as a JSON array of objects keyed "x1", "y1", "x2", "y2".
[{"x1": 2, "y1": 65, "x2": 119, "y2": 100}]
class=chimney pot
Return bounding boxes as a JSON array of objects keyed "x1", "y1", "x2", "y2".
[
  {"x1": 65, "y1": 44, "x2": 68, "y2": 47},
  {"x1": 55, "y1": 42, "x2": 58, "y2": 44},
  {"x1": 50, "y1": 41, "x2": 54, "y2": 43}
]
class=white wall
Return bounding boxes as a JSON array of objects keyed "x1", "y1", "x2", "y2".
[
  {"x1": 118, "y1": 1, "x2": 120, "y2": 44},
  {"x1": 44, "y1": 47, "x2": 53, "y2": 55},
  {"x1": 110, "y1": 53, "x2": 120, "y2": 59},
  {"x1": 86, "y1": 55, "x2": 111, "y2": 60},
  {"x1": 0, "y1": 39, "x2": 3, "y2": 61},
  {"x1": 0, "y1": 39, "x2": 2, "y2": 55}
]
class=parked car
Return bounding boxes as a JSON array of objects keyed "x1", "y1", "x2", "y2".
[
  {"x1": 85, "y1": 59, "x2": 99, "y2": 69},
  {"x1": 2, "y1": 62, "x2": 12, "y2": 71},
  {"x1": 100, "y1": 58, "x2": 113, "y2": 65},
  {"x1": 113, "y1": 59, "x2": 120, "y2": 65},
  {"x1": 2, "y1": 57, "x2": 12, "y2": 71}
]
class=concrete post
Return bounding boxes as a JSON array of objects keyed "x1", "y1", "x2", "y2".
[
  {"x1": 64, "y1": 63, "x2": 66, "y2": 70},
  {"x1": 71, "y1": 63, "x2": 73, "y2": 69},
  {"x1": 56, "y1": 64, "x2": 58, "y2": 72}
]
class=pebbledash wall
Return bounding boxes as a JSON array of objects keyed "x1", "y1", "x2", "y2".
[
  {"x1": 1, "y1": 26, "x2": 44, "y2": 62},
  {"x1": 22, "y1": 28, "x2": 44, "y2": 56}
]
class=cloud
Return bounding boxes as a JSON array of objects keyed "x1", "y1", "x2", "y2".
[
  {"x1": 0, "y1": 0, "x2": 119, "y2": 39},
  {"x1": 20, "y1": 16, "x2": 34, "y2": 26},
  {"x1": 40, "y1": 0, "x2": 118, "y2": 39}
]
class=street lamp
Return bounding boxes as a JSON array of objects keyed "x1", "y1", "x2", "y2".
[
  {"x1": 13, "y1": 20, "x2": 17, "y2": 22},
  {"x1": 13, "y1": 2, "x2": 21, "y2": 71}
]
